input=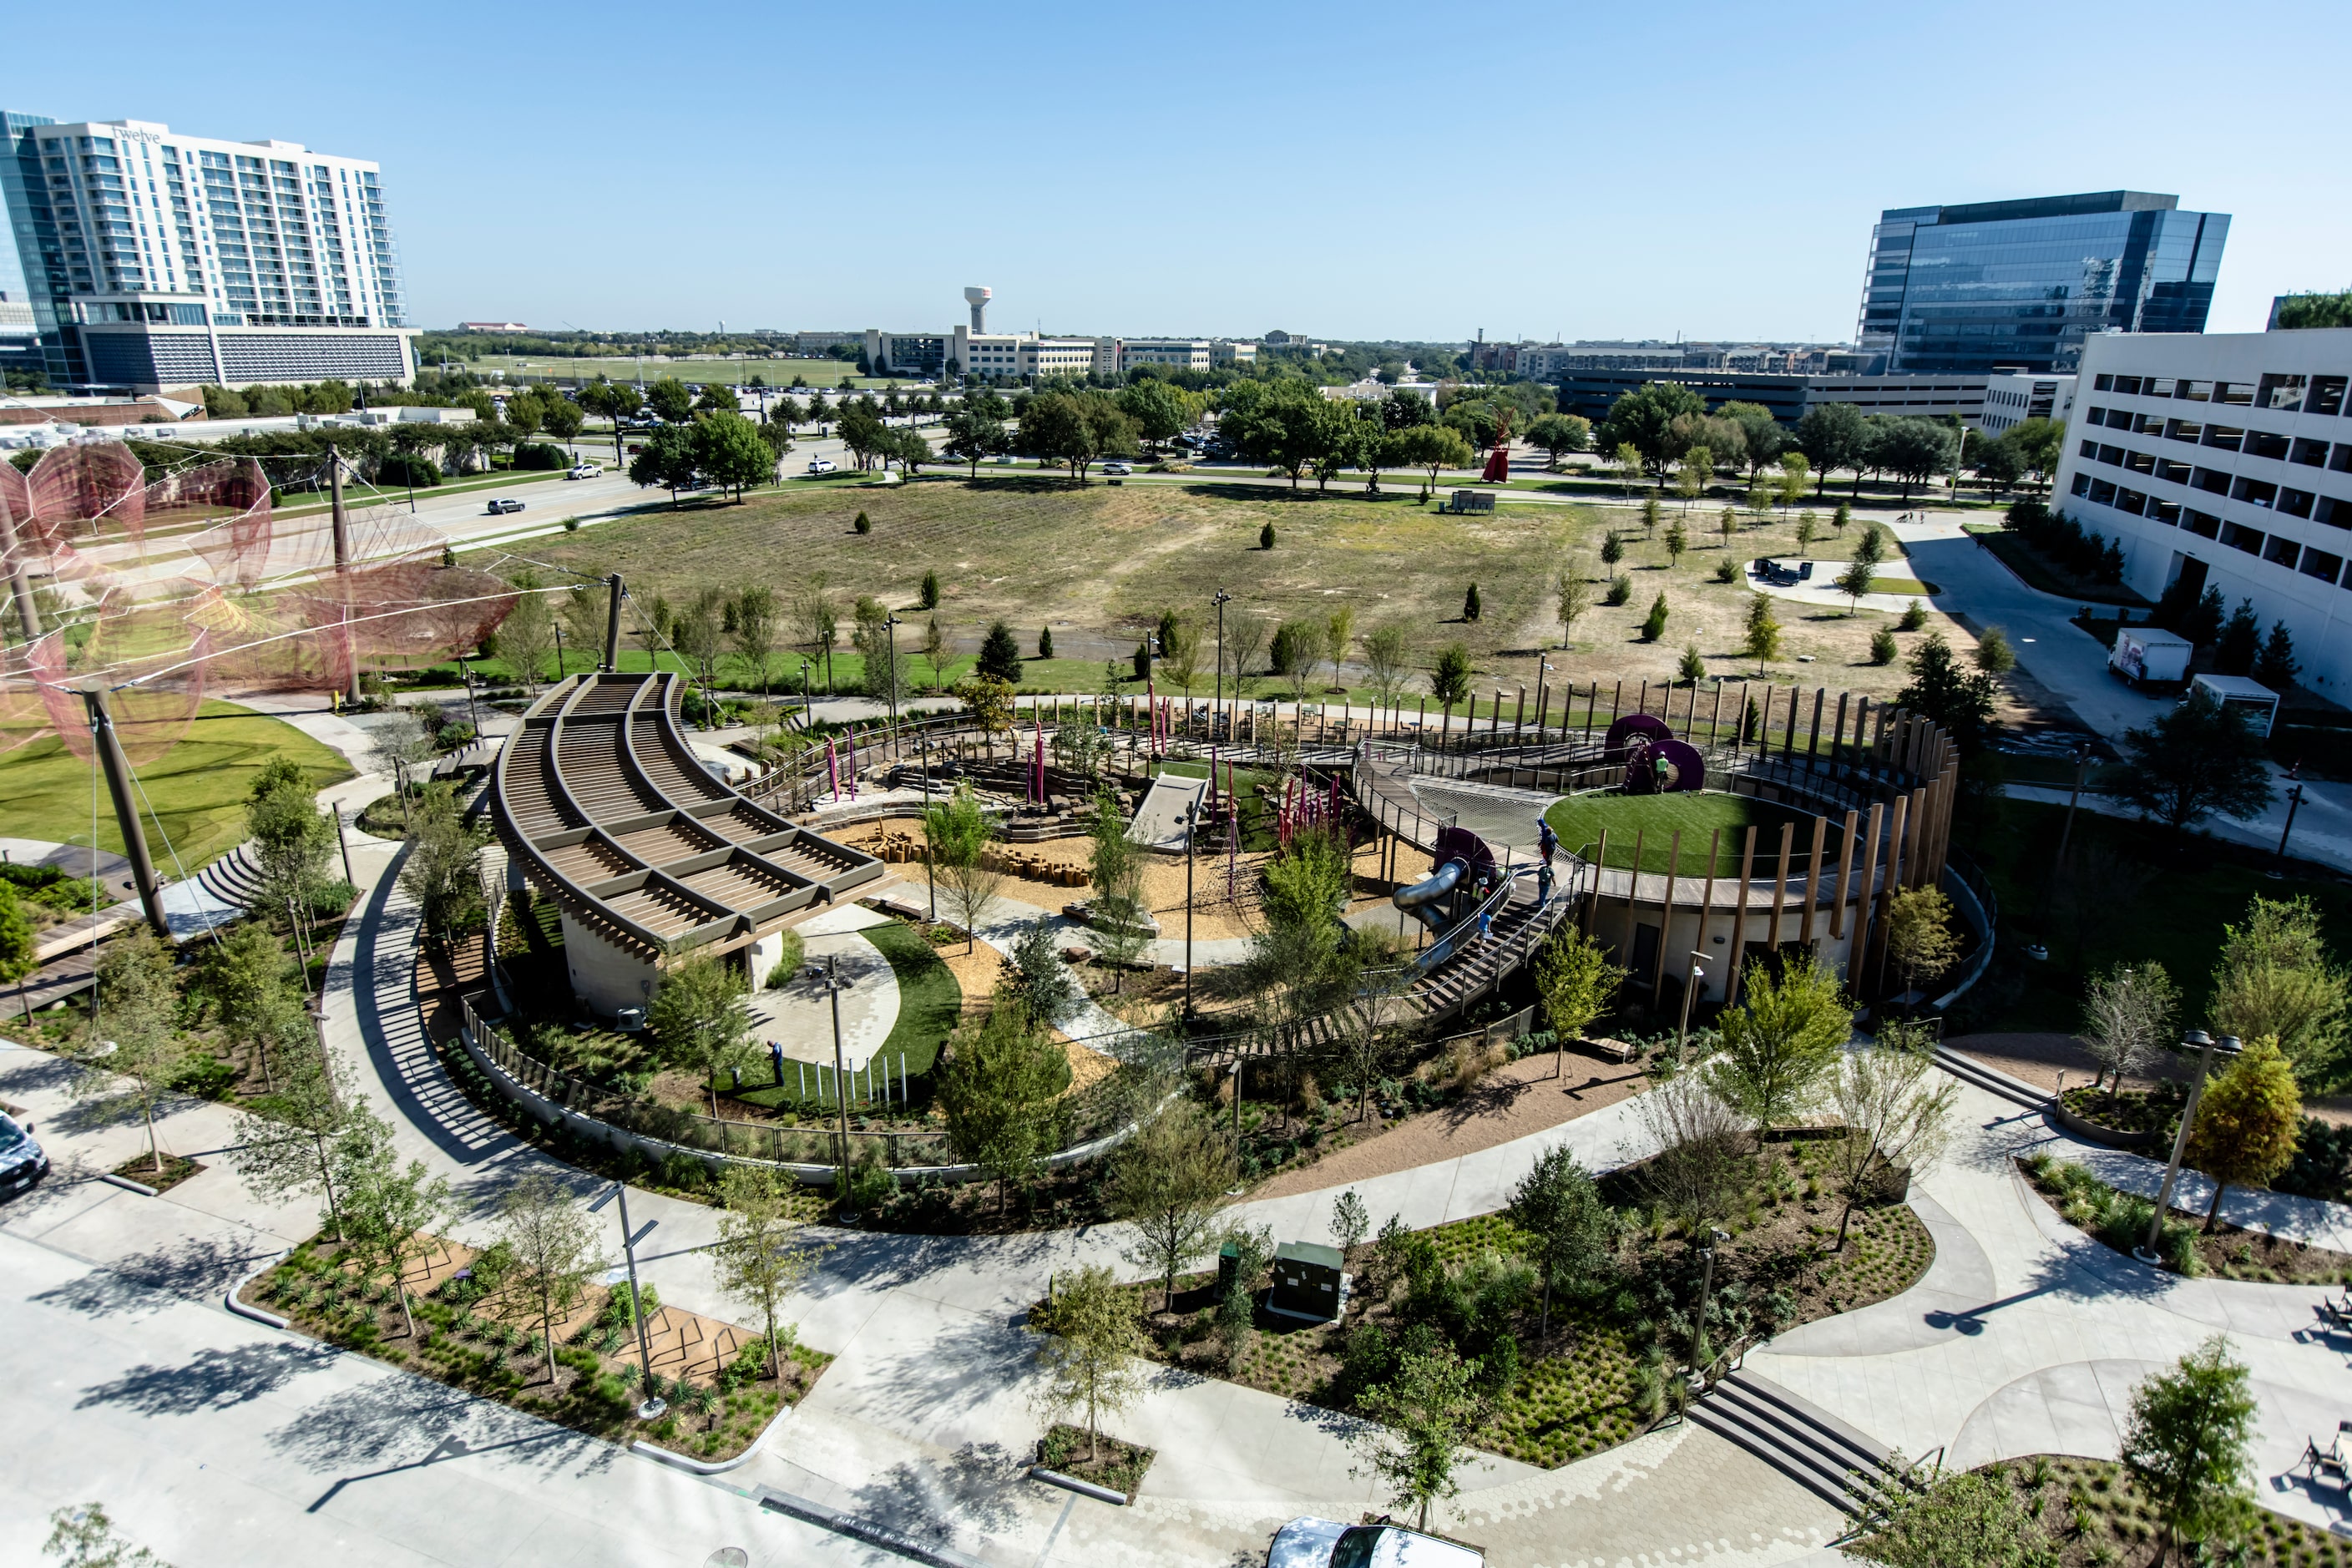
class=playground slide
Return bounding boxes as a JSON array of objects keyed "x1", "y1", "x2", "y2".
[{"x1": 1393, "y1": 856, "x2": 1465, "y2": 937}]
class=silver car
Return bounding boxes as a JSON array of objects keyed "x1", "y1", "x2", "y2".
[{"x1": 0, "y1": 1111, "x2": 49, "y2": 1198}]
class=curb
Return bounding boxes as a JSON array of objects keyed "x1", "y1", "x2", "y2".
[
  {"x1": 223, "y1": 1247, "x2": 295, "y2": 1331},
  {"x1": 99, "y1": 1172, "x2": 159, "y2": 1196},
  {"x1": 630, "y1": 1401, "x2": 795, "y2": 1476},
  {"x1": 1026, "y1": 1467, "x2": 1129, "y2": 1506}
]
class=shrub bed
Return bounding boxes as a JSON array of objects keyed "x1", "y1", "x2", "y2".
[
  {"x1": 1035, "y1": 1423, "x2": 1155, "y2": 1501},
  {"x1": 2018, "y1": 1151, "x2": 2352, "y2": 1282}
]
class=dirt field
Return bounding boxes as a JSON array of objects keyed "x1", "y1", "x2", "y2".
[{"x1": 503, "y1": 478, "x2": 1988, "y2": 705}]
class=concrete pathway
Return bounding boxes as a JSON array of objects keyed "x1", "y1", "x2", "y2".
[{"x1": 748, "y1": 903, "x2": 902, "y2": 1074}]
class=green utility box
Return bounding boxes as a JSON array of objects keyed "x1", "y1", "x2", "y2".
[{"x1": 1267, "y1": 1241, "x2": 1347, "y2": 1323}]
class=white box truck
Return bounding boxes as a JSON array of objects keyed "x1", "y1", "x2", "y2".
[
  {"x1": 2188, "y1": 674, "x2": 2280, "y2": 737},
  {"x1": 2109, "y1": 626, "x2": 2192, "y2": 687}
]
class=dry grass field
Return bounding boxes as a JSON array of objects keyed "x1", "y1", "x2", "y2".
[{"x1": 498, "y1": 476, "x2": 1985, "y2": 704}]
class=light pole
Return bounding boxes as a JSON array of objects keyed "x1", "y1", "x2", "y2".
[
  {"x1": 1535, "y1": 658, "x2": 1555, "y2": 743},
  {"x1": 1183, "y1": 798, "x2": 1199, "y2": 1018},
  {"x1": 883, "y1": 614, "x2": 902, "y2": 725},
  {"x1": 2038, "y1": 738, "x2": 2093, "y2": 935},
  {"x1": 1676, "y1": 953, "x2": 1707, "y2": 1065},
  {"x1": 1690, "y1": 1226, "x2": 1730, "y2": 1385},
  {"x1": 1211, "y1": 589, "x2": 1232, "y2": 731},
  {"x1": 600, "y1": 1181, "x2": 665, "y2": 1419},
  {"x1": 2135, "y1": 1031, "x2": 2239, "y2": 1265},
  {"x1": 802, "y1": 956, "x2": 860, "y2": 1224},
  {"x1": 2271, "y1": 766, "x2": 2304, "y2": 878},
  {"x1": 456, "y1": 651, "x2": 485, "y2": 740}
]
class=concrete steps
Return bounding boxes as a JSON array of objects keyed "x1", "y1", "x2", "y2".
[
  {"x1": 1412, "y1": 890, "x2": 1564, "y2": 1021},
  {"x1": 191, "y1": 842, "x2": 268, "y2": 914},
  {"x1": 1930, "y1": 1044, "x2": 2048, "y2": 1111},
  {"x1": 1686, "y1": 1368, "x2": 1905, "y2": 1518}
]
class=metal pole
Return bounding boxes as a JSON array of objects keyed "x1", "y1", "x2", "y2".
[
  {"x1": 2272, "y1": 772, "x2": 2305, "y2": 876},
  {"x1": 1690, "y1": 1227, "x2": 1727, "y2": 1383},
  {"x1": 884, "y1": 615, "x2": 901, "y2": 724},
  {"x1": 820, "y1": 955, "x2": 857, "y2": 1222},
  {"x1": 614, "y1": 1182, "x2": 665, "y2": 1418},
  {"x1": 2040, "y1": 740, "x2": 2092, "y2": 930},
  {"x1": 1676, "y1": 954, "x2": 1707, "y2": 1066},
  {"x1": 82, "y1": 689, "x2": 168, "y2": 939},
  {"x1": 2136, "y1": 1032, "x2": 2235, "y2": 1263},
  {"x1": 1184, "y1": 799, "x2": 1197, "y2": 1017},
  {"x1": 1212, "y1": 589, "x2": 1230, "y2": 726},
  {"x1": 603, "y1": 574, "x2": 624, "y2": 671},
  {"x1": 335, "y1": 810, "x2": 355, "y2": 887},
  {"x1": 328, "y1": 444, "x2": 360, "y2": 704}
]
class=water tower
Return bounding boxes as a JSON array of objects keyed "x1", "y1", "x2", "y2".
[{"x1": 964, "y1": 286, "x2": 991, "y2": 333}]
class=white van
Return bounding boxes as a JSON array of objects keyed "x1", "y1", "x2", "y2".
[{"x1": 807, "y1": 457, "x2": 837, "y2": 474}]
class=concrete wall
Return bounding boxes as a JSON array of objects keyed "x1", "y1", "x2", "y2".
[
  {"x1": 1585, "y1": 894, "x2": 1868, "y2": 999},
  {"x1": 560, "y1": 910, "x2": 661, "y2": 1019}
]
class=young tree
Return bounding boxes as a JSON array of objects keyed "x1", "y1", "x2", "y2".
[
  {"x1": 793, "y1": 573, "x2": 839, "y2": 690},
  {"x1": 1663, "y1": 517, "x2": 1688, "y2": 566},
  {"x1": 1351, "y1": 1344, "x2": 1485, "y2": 1533},
  {"x1": 1029, "y1": 1263, "x2": 1147, "y2": 1464},
  {"x1": 2210, "y1": 896, "x2": 2349, "y2": 1081},
  {"x1": 1641, "y1": 593, "x2": 1668, "y2": 642},
  {"x1": 1707, "y1": 952, "x2": 1852, "y2": 1153},
  {"x1": 230, "y1": 1046, "x2": 372, "y2": 1239},
  {"x1": 1674, "y1": 446, "x2": 1710, "y2": 510},
  {"x1": 976, "y1": 620, "x2": 1024, "y2": 685},
  {"x1": 42, "y1": 1501, "x2": 170, "y2": 1568},
  {"x1": 1506, "y1": 1146, "x2": 1610, "y2": 1343},
  {"x1": 1895, "y1": 630, "x2": 2000, "y2": 755},
  {"x1": 1855, "y1": 1465, "x2": 2054, "y2": 1568},
  {"x1": 1322, "y1": 605, "x2": 1355, "y2": 695},
  {"x1": 1532, "y1": 927, "x2": 1622, "y2": 1080},
  {"x1": 2079, "y1": 962, "x2": 2180, "y2": 1099},
  {"x1": 397, "y1": 782, "x2": 489, "y2": 950},
  {"x1": 1640, "y1": 493, "x2": 1662, "y2": 539},
  {"x1": 731, "y1": 584, "x2": 781, "y2": 693},
  {"x1": 1392, "y1": 423, "x2": 1474, "y2": 500},
  {"x1": 1599, "y1": 529, "x2": 1625, "y2": 570},
  {"x1": 1883, "y1": 885, "x2": 1963, "y2": 1001},
  {"x1": 2183, "y1": 1034, "x2": 2303, "y2": 1229},
  {"x1": 1107, "y1": 1099, "x2": 1237, "y2": 1311},
  {"x1": 1613, "y1": 440, "x2": 1643, "y2": 498},
  {"x1": 246, "y1": 759, "x2": 336, "y2": 930},
  {"x1": 337, "y1": 1119, "x2": 453, "y2": 1339},
  {"x1": 937, "y1": 999, "x2": 1070, "y2": 1212},
  {"x1": 1635, "y1": 1074, "x2": 1752, "y2": 1235},
  {"x1": 648, "y1": 947, "x2": 756, "y2": 1117},
  {"x1": 493, "y1": 1171, "x2": 604, "y2": 1387},
  {"x1": 2115, "y1": 692, "x2": 2275, "y2": 835},
  {"x1": 1272, "y1": 617, "x2": 1323, "y2": 700},
  {"x1": 1004, "y1": 916, "x2": 1083, "y2": 1029},
  {"x1": 78, "y1": 932, "x2": 189, "y2": 1175},
  {"x1": 1331, "y1": 1189, "x2": 1371, "y2": 1257},
  {"x1": 1225, "y1": 616, "x2": 1268, "y2": 698},
  {"x1": 2122, "y1": 1337, "x2": 2258, "y2": 1563},
  {"x1": 1825, "y1": 1023, "x2": 1958, "y2": 1249},
  {"x1": 1362, "y1": 623, "x2": 1412, "y2": 706},
  {"x1": 1835, "y1": 524, "x2": 1885, "y2": 615},
  {"x1": 1973, "y1": 625, "x2": 2016, "y2": 676},
  {"x1": 1679, "y1": 644, "x2": 1707, "y2": 683},
  {"x1": 499, "y1": 574, "x2": 559, "y2": 691},
  {"x1": 1742, "y1": 594, "x2": 1782, "y2": 674},
  {"x1": 1429, "y1": 643, "x2": 1473, "y2": 728},
  {"x1": 2255, "y1": 621, "x2": 2300, "y2": 690},
  {"x1": 1550, "y1": 564, "x2": 1592, "y2": 650},
  {"x1": 713, "y1": 1163, "x2": 825, "y2": 1379},
  {"x1": 1461, "y1": 583, "x2": 1481, "y2": 623},
  {"x1": 627, "y1": 423, "x2": 700, "y2": 505},
  {"x1": 924, "y1": 782, "x2": 1001, "y2": 953}
]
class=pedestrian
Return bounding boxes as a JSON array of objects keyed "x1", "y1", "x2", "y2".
[
  {"x1": 1537, "y1": 817, "x2": 1558, "y2": 867},
  {"x1": 1536, "y1": 860, "x2": 1554, "y2": 906},
  {"x1": 1475, "y1": 905, "x2": 1493, "y2": 948}
]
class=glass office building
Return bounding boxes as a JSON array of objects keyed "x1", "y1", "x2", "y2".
[{"x1": 1857, "y1": 191, "x2": 2228, "y2": 376}]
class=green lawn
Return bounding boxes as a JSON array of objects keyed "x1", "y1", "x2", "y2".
[
  {"x1": 0, "y1": 700, "x2": 354, "y2": 871},
  {"x1": 1543, "y1": 791, "x2": 1840, "y2": 878},
  {"x1": 731, "y1": 918, "x2": 961, "y2": 1112}
]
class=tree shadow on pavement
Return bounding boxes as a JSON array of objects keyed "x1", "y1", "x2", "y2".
[
  {"x1": 846, "y1": 1440, "x2": 1027, "y2": 1548},
  {"x1": 841, "y1": 1308, "x2": 1037, "y2": 1433},
  {"x1": 0, "y1": 1047, "x2": 82, "y2": 1098},
  {"x1": 813, "y1": 1223, "x2": 1068, "y2": 1301},
  {"x1": 78, "y1": 1340, "x2": 339, "y2": 1415},
  {"x1": 31, "y1": 1231, "x2": 281, "y2": 1318}
]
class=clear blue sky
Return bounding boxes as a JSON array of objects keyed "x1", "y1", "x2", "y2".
[{"x1": 10, "y1": 0, "x2": 2346, "y2": 343}]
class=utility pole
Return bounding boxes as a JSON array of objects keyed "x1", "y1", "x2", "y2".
[
  {"x1": 1211, "y1": 588, "x2": 1231, "y2": 729},
  {"x1": 602, "y1": 574, "x2": 625, "y2": 672},
  {"x1": 82, "y1": 688, "x2": 168, "y2": 940}
]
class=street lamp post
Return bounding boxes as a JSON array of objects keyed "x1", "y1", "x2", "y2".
[
  {"x1": 803, "y1": 956, "x2": 860, "y2": 1224},
  {"x1": 1676, "y1": 953, "x2": 1708, "y2": 1065},
  {"x1": 2135, "y1": 1031, "x2": 2239, "y2": 1265},
  {"x1": 1183, "y1": 798, "x2": 1199, "y2": 1018},
  {"x1": 1211, "y1": 589, "x2": 1232, "y2": 733},
  {"x1": 2272, "y1": 766, "x2": 2305, "y2": 878},
  {"x1": 1690, "y1": 1226, "x2": 1730, "y2": 1384},
  {"x1": 883, "y1": 614, "x2": 902, "y2": 725},
  {"x1": 607, "y1": 1181, "x2": 665, "y2": 1419}
]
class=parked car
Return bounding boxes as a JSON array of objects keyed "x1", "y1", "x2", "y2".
[
  {"x1": 1269, "y1": 1518, "x2": 1481, "y2": 1568},
  {"x1": 1100, "y1": 461, "x2": 1133, "y2": 476},
  {"x1": 485, "y1": 498, "x2": 526, "y2": 515},
  {"x1": 565, "y1": 463, "x2": 602, "y2": 480},
  {"x1": 0, "y1": 1110, "x2": 49, "y2": 1199},
  {"x1": 807, "y1": 457, "x2": 837, "y2": 474}
]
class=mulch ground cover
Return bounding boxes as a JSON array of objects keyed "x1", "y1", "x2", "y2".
[
  {"x1": 241, "y1": 1233, "x2": 829, "y2": 1462},
  {"x1": 1034, "y1": 1424, "x2": 1156, "y2": 1501},
  {"x1": 1854, "y1": 1453, "x2": 2352, "y2": 1568},
  {"x1": 109, "y1": 1152, "x2": 203, "y2": 1193},
  {"x1": 1088, "y1": 1135, "x2": 1934, "y2": 1471}
]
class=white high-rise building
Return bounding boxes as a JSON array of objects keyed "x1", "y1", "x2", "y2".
[{"x1": 0, "y1": 112, "x2": 417, "y2": 392}]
